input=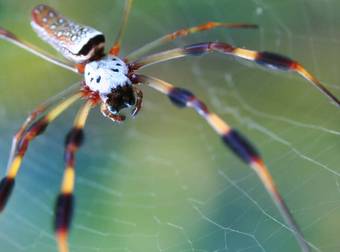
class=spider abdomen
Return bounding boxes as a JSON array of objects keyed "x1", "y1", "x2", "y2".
[{"x1": 31, "y1": 4, "x2": 105, "y2": 63}]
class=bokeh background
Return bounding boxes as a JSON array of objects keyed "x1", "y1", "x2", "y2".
[{"x1": 0, "y1": 0, "x2": 340, "y2": 251}]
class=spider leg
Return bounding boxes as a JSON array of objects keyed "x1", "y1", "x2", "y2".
[
  {"x1": 133, "y1": 74, "x2": 311, "y2": 252},
  {"x1": 125, "y1": 22, "x2": 258, "y2": 62},
  {"x1": 131, "y1": 87, "x2": 143, "y2": 117},
  {"x1": 0, "y1": 91, "x2": 82, "y2": 212},
  {"x1": 0, "y1": 27, "x2": 78, "y2": 73},
  {"x1": 109, "y1": 0, "x2": 133, "y2": 56},
  {"x1": 55, "y1": 101, "x2": 92, "y2": 252},
  {"x1": 129, "y1": 42, "x2": 340, "y2": 107},
  {"x1": 7, "y1": 83, "x2": 81, "y2": 167}
]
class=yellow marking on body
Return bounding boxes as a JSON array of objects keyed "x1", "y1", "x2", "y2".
[
  {"x1": 206, "y1": 113, "x2": 231, "y2": 135},
  {"x1": 61, "y1": 167, "x2": 75, "y2": 194},
  {"x1": 125, "y1": 21, "x2": 257, "y2": 62},
  {"x1": 294, "y1": 64, "x2": 319, "y2": 84},
  {"x1": 60, "y1": 101, "x2": 93, "y2": 194},
  {"x1": 74, "y1": 101, "x2": 92, "y2": 128},
  {"x1": 7, "y1": 156, "x2": 22, "y2": 179},
  {"x1": 133, "y1": 48, "x2": 185, "y2": 69},
  {"x1": 251, "y1": 160, "x2": 277, "y2": 195},
  {"x1": 233, "y1": 48, "x2": 257, "y2": 61},
  {"x1": 46, "y1": 93, "x2": 81, "y2": 122},
  {"x1": 194, "y1": 21, "x2": 217, "y2": 32},
  {"x1": 142, "y1": 76, "x2": 173, "y2": 94},
  {"x1": 56, "y1": 230, "x2": 69, "y2": 252}
]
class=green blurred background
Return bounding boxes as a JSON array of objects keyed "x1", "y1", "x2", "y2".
[{"x1": 0, "y1": 0, "x2": 339, "y2": 251}]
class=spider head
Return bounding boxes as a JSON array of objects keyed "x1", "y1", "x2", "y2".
[
  {"x1": 104, "y1": 85, "x2": 136, "y2": 114},
  {"x1": 84, "y1": 56, "x2": 139, "y2": 119}
]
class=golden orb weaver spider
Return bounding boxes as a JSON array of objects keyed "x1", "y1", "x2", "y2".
[{"x1": 0, "y1": 1, "x2": 339, "y2": 252}]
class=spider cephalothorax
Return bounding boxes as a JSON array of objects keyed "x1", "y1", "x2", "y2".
[
  {"x1": 84, "y1": 56, "x2": 141, "y2": 120},
  {"x1": 0, "y1": 1, "x2": 339, "y2": 252}
]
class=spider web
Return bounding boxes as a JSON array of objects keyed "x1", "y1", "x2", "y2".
[{"x1": 0, "y1": 0, "x2": 339, "y2": 251}]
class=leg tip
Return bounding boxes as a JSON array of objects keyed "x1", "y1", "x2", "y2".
[{"x1": 0, "y1": 177, "x2": 15, "y2": 212}]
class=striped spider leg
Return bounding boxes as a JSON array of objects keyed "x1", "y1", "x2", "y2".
[
  {"x1": 55, "y1": 100, "x2": 93, "y2": 252},
  {"x1": 0, "y1": 1, "x2": 339, "y2": 252},
  {"x1": 127, "y1": 41, "x2": 340, "y2": 251},
  {"x1": 129, "y1": 42, "x2": 340, "y2": 107},
  {"x1": 0, "y1": 2, "x2": 135, "y2": 252},
  {"x1": 131, "y1": 74, "x2": 311, "y2": 252},
  {"x1": 0, "y1": 27, "x2": 78, "y2": 73},
  {"x1": 107, "y1": 1, "x2": 259, "y2": 57},
  {"x1": 125, "y1": 22, "x2": 258, "y2": 62},
  {"x1": 0, "y1": 81, "x2": 99, "y2": 252},
  {"x1": 0, "y1": 83, "x2": 83, "y2": 211}
]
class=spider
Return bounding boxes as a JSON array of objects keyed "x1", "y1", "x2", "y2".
[{"x1": 0, "y1": 1, "x2": 339, "y2": 252}]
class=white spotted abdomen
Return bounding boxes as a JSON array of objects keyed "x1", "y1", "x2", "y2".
[{"x1": 84, "y1": 56, "x2": 131, "y2": 95}]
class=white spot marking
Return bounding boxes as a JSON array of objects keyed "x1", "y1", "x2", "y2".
[{"x1": 84, "y1": 56, "x2": 131, "y2": 95}]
